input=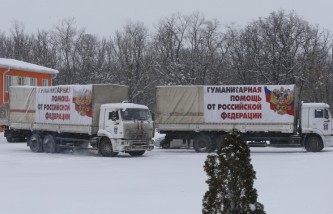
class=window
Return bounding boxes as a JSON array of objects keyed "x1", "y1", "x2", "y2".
[
  {"x1": 30, "y1": 78, "x2": 37, "y2": 86},
  {"x1": 17, "y1": 76, "x2": 25, "y2": 85},
  {"x1": 42, "y1": 79, "x2": 48, "y2": 86},
  {"x1": 10, "y1": 76, "x2": 18, "y2": 86},
  {"x1": 120, "y1": 108, "x2": 151, "y2": 121},
  {"x1": 5, "y1": 76, "x2": 40, "y2": 91},
  {"x1": 5, "y1": 76, "x2": 22, "y2": 91},
  {"x1": 315, "y1": 109, "x2": 330, "y2": 119},
  {"x1": 109, "y1": 111, "x2": 119, "y2": 121},
  {"x1": 23, "y1": 77, "x2": 32, "y2": 86},
  {"x1": 315, "y1": 109, "x2": 324, "y2": 118}
]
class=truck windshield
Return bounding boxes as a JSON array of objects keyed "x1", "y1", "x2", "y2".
[{"x1": 120, "y1": 108, "x2": 151, "y2": 121}]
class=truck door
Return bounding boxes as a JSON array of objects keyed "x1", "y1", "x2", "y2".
[
  {"x1": 104, "y1": 109, "x2": 121, "y2": 138},
  {"x1": 311, "y1": 108, "x2": 332, "y2": 135}
]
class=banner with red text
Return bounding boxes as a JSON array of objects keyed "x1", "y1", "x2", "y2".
[
  {"x1": 204, "y1": 85, "x2": 295, "y2": 123},
  {"x1": 35, "y1": 85, "x2": 93, "y2": 125}
]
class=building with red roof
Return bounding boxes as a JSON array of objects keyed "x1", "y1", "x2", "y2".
[
  {"x1": 0, "y1": 58, "x2": 59, "y2": 127},
  {"x1": 0, "y1": 58, "x2": 58, "y2": 104}
]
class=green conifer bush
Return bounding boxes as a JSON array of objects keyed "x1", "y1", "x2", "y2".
[{"x1": 202, "y1": 129, "x2": 265, "y2": 214}]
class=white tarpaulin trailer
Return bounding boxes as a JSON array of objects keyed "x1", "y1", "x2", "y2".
[
  {"x1": 7, "y1": 84, "x2": 128, "y2": 135},
  {"x1": 155, "y1": 85, "x2": 333, "y2": 152},
  {"x1": 155, "y1": 85, "x2": 297, "y2": 133}
]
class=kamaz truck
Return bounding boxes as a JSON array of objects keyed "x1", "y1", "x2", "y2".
[
  {"x1": 155, "y1": 85, "x2": 333, "y2": 152},
  {"x1": 1, "y1": 84, "x2": 154, "y2": 157}
]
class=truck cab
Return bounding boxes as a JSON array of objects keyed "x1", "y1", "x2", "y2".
[
  {"x1": 98, "y1": 103, "x2": 154, "y2": 156},
  {"x1": 301, "y1": 103, "x2": 333, "y2": 151}
]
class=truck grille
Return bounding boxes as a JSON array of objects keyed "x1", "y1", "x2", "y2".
[
  {"x1": 127, "y1": 133, "x2": 148, "y2": 140},
  {"x1": 124, "y1": 122, "x2": 153, "y2": 140}
]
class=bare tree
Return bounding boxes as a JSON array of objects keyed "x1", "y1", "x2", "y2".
[
  {"x1": 52, "y1": 18, "x2": 85, "y2": 84},
  {"x1": 153, "y1": 12, "x2": 227, "y2": 86},
  {"x1": 300, "y1": 28, "x2": 333, "y2": 104},
  {"x1": 0, "y1": 32, "x2": 7, "y2": 57},
  {"x1": 225, "y1": 10, "x2": 333, "y2": 106},
  {"x1": 0, "y1": 10, "x2": 333, "y2": 108},
  {"x1": 75, "y1": 33, "x2": 100, "y2": 83},
  {"x1": 153, "y1": 13, "x2": 189, "y2": 85},
  {"x1": 7, "y1": 22, "x2": 34, "y2": 61},
  {"x1": 110, "y1": 21, "x2": 154, "y2": 104},
  {"x1": 30, "y1": 30, "x2": 58, "y2": 69}
]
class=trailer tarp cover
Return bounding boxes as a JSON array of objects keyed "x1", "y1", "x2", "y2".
[
  {"x1": 8, "y1": 84, "x2": 128, "y2": 135},
  {"x1": 155, "y1": 85, "x2": 296, "y2": 125},
  {"x1": 155, "y1": 86, "x2": 204, "y2": 124}
]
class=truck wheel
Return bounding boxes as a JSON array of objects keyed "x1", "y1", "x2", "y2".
[
  {"x1": 99, "y1": 138, "x2": 118, "y2": 157},
  {"x1": 29, "y1": 134, "x2": 43, "y2": 153},
  {"x1": 6, "y1": 137, "x2": 14, "y2": 143},
  {"x1": 193, "y1": 135, "x2": 213, "y2": 153},
  {"x1": 161, "y1": 140, "x2": 171, "y2": 149},
  {"x1": 305, "y1": 136, "x2": 323, "y2": 152},
  {"x1": 215, "y1": 135, "x2": 225, "y2": 152},
  {"x1": 128, "y1": 151, "x2": 145, "y2": 157},
  {"x1": 43, "y1": 135, "x2": 57, "y2": 153}
]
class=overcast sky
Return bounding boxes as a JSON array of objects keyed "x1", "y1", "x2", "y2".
[{"x1": 0, "y1": 0, "x2": 332, "y2": 37}]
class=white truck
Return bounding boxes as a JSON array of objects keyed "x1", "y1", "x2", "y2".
[
  {"x1": 1, "y1": 84, "x2": 154, "y2": 157},
  {"x1": 155, "y1": 85, "x2": 333, "y2": 152}
]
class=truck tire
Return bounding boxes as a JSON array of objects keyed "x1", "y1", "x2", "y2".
[
  {"x1": 128, "y1": 151, "x2": 145, "y2": 157},
  {"x1": 99, "y1": 138, "x2": 118, "y2": 157},
  {"x1": 161, "y1": 140, "x2": 171, "y2": 149},
  {"x1": 29, "y1": 134, "x2": 43, "y2": 153},
  {"x1": 305, "y1": 136, "x2": 323, "y2": 152},
  {"x1": 215, "y1": 135, "x2": 225, "y2": 152},
  {"x1": 6, "y1": 137, "x2": 14, "y2": 143},
  {"x1": 193, "y1": 135, "x2": 214, "y2": 153},
  {"x1": 43, "y1": 135, "x2": 57, "y2": 153}
]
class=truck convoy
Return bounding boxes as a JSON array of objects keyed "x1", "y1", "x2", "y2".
[
  {"x1": 155, "y1": 85, "x2": 333, "y2": 152},
  {"x1": 1, "y1": 84, "x2": 154, "y2": 157}
]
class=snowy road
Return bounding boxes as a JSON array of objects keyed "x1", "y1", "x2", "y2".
[{"x1": 1, "y1": 135, "x2": 333, "y2": 214}]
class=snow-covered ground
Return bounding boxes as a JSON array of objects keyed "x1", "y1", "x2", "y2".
[{"x1": 1, "y1": 134, "x2": 333, "y2": 214}]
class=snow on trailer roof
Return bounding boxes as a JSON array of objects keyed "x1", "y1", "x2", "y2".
[
  {"x1": 302, "y1": 103, "x2": 330, "y2": 108},
  {"x1": 101, "y1": 102, "x2": 149, "y2": 110},
  {"x1": 0, "y1": 58, "x2": 58, "y2": 74}
]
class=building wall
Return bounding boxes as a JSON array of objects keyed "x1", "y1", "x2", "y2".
[{"x1": 0, "y1": 68, "x2": 54, "y2": 106}]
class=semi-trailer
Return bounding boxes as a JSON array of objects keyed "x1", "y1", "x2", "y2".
[{"x1": 155, "y1": 85, "x2": 333, "y2": 152}]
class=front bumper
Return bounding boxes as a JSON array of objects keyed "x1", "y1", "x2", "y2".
[
  {"x1": 124, "y1": 145, "x2": 154, "y2": 151},
  {"x1": 113, "y1": 139, "x2": 154, "y2": 152}
]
